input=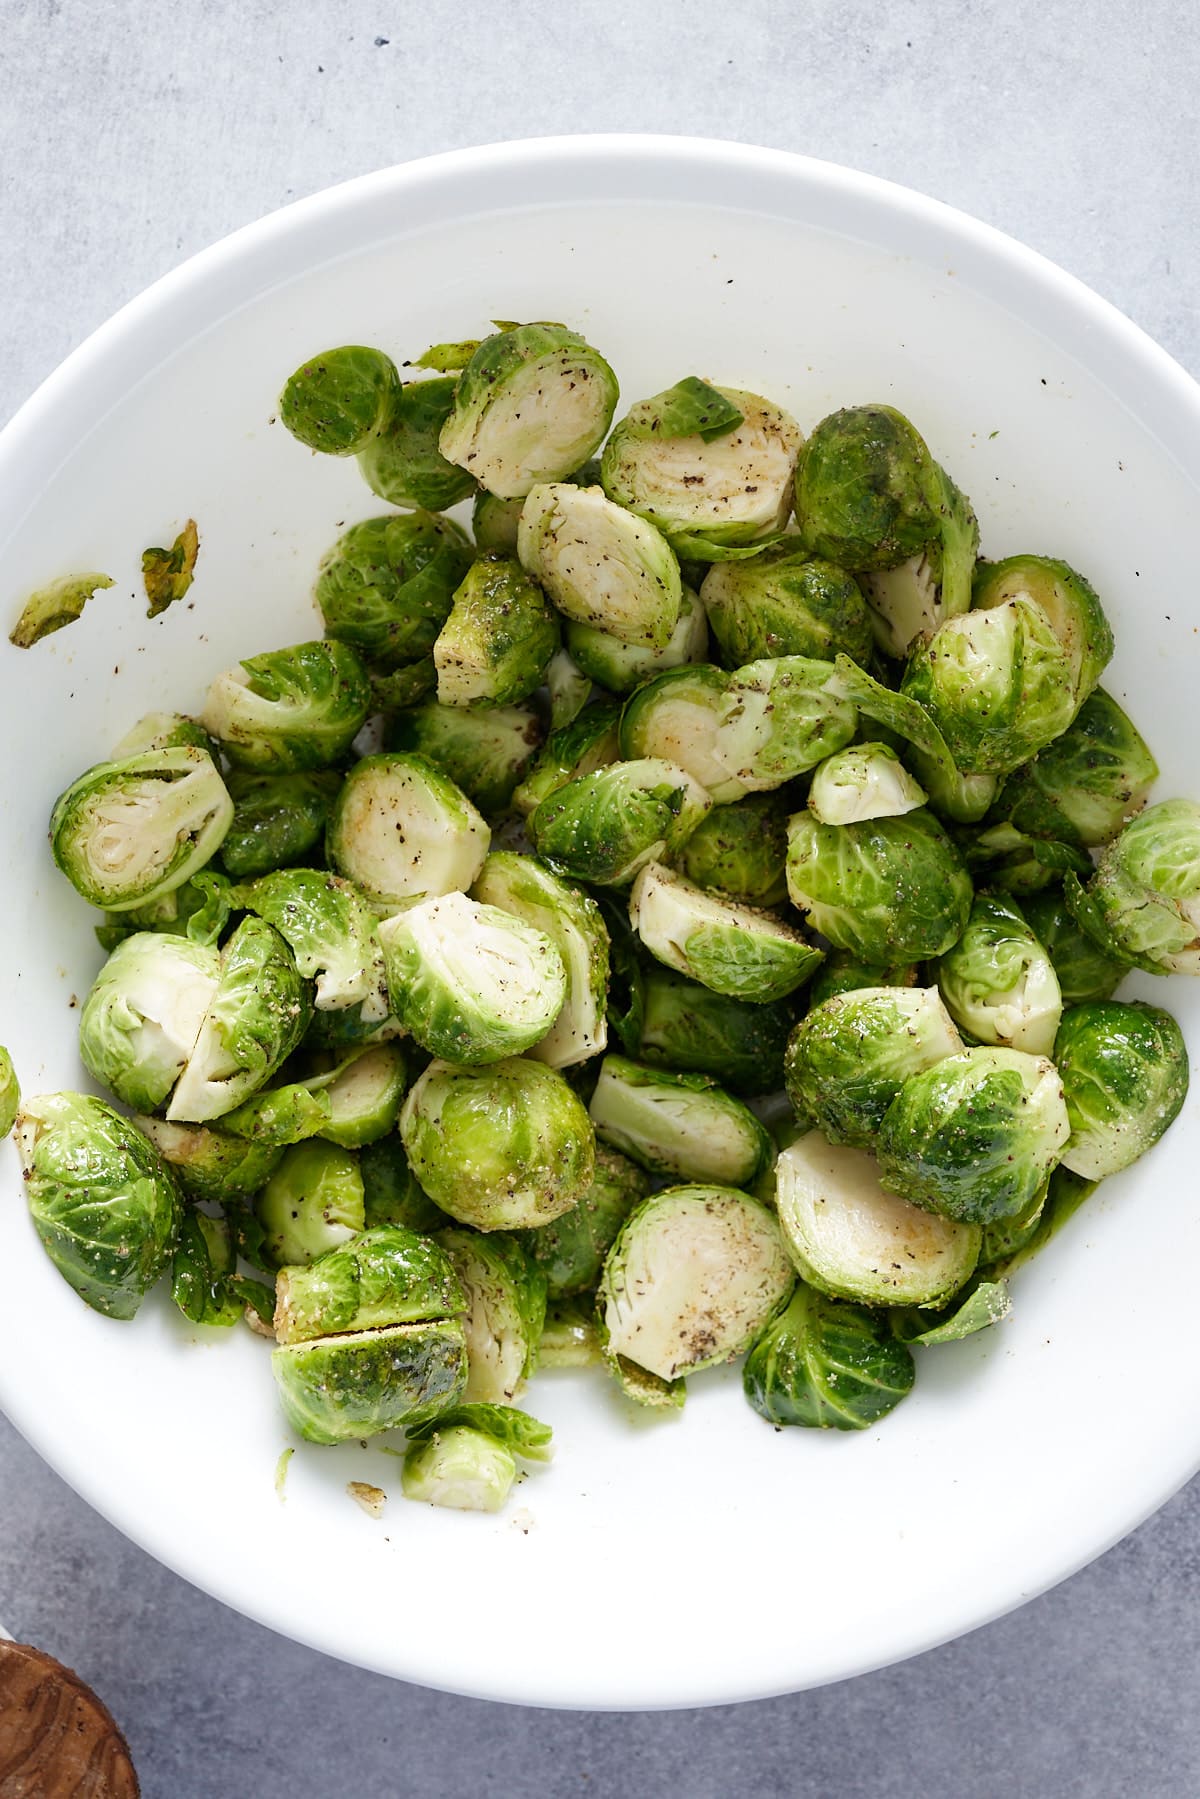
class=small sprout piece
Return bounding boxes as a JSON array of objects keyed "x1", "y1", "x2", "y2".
[
  {"x1": 166, "y1": 916, "x2": 309, "y2": 1123},
  {"x1": 133, "y1": 1116, "x2": 283, "y2": 1205},
  {"x1": 589, "y1": 1054, "x2": 773, "y2": 1188},
  {"x1": 676, "y1": 793, "x2": 789, "y2": 909},
  {"x1": 401, "y1": 1428, "x2": 516, "y2": 1512},
  {"x1": 602, "y1": 385, "x2": 802, "y2": 552},
  {"x1": 279, "y1": 345, "x2": 401, "y2": 455},
  {"x1": 530, "y1": 758, "x2": 711, "y2": 887},
  {"x1": 784, "y1": 986, "x2": 964, "y2": 1149},
  {"x1": 9, "y1": 571, "x2": 114, "y2": 648},
  {"x1": 378, "y1": 891, "x2": 566, "y2": 1063},
  {"x1": 472, "y1": 851, "x2": 610, "y2": 1069},
  {"x1": 221, "y1": 1074, "x2": 332, "y2": 1147},
  {"x1": 743, "y1": 1285, "x2": 915, "y2": 1430},
  {"x1": 599, "y1": 1185, "x2": 794, "y2": 1382},
  {"x1": 1055, "y1": 1001, "x2": 1189, "y2": 1179},
  {"x1": 318, "y1": 1044, "x2": 408, "y2": 1148},
  {"x1": 991, "y1": 688, "x2": 1158, "y2": 850},
  {"x1": 1021, "y1": 891, "x2": 1128, "y2": 1006},
  {"x1": 327, "y1": 752, "x2": 490, "y2": 903},
  {"x1": 272, "y1": 1320, "x2": 468, "y2": 1445},
  {"x1": 936, "y1": 892, "x2": 1063, "y2": 1055},
  {"x1": 15, "y1": 1095, "x2": 181, "y2": 1319},
  {"x1": 518, "y1": 483, "x2": 682, "y2": 649},
  {"x1": 631, "y1": 862, "x2": 823, "y2": 1004},
  {"x1": 347, "y1": 1481, "x2": 388, "y2": 1520},
  {"x1": 171, "y1": 1208, "x2": 243, "y2": 1328},
  {"x1": 785, "y1": 809, "x2": 973, "y2": 962},
  {"x1": 0, "y1": 1047, "x2": 19, "y2": 1137},
  {"x1": 700, "y1": 546, "x2": 874, "y2": 669},
  {"x1": 877, "y1": 1047, "x2": 1071, "y2": 1224},
  {"x1": 438, "y1": 322, "x2": 619, "y2": 498},
  {"x1": 201, "y1": 640, "x2": 371, "y2": 774},
  {"x1": 50, "y1": 747, "x2": 233, "y2": 912},
  {"x1": 1066, "y1": 798, "x2": 1200, "y2": 975},
  {"x1": 93, "y1": 866, "x2": 232, "y2": 954},
  {"x1": 233, "y1": 869, "x2": 384, "y2": 1016},
  {"x1": 368, "y1": 657, "x2": 438, "y2": 713},
  {"x1": 711, "y1": 656, "x2": 859, "y2": 791},
  {"x1": 219, "y1": 770, "x2": 341, "y2": 881},
  {"x1": 388, "y1": 702, "x2": 542, "y2": 816},
  {"x1": 972, "y1": 553, "x2": 1113, "y2": 710},
  {"x1": 408, "y1": 1402, "x2": 553, "y2": 1461},
  {"x1": 273, "y1": 1225, "x2": 465, "y2": 1345},
  {"x1": 540, "y1": 1296, "x2": 603, "y2": 1366},
  {"x1": 518, "y1": 1145, "x2": 652, "y2": 1298},
  {"x1": 78, "y1": 933, "x2": 221, "y2": 1112},
  {"x1": 774, "y1": 1132, "x2": 980, "y2": 1307},
  {"x1": 360, "y1": 1134, "x2": 451, "y2": 1233},
  {"x1": 142, "y1": 518, "x2": 199, "y2": 618},
  {"x1": 619, "y1": 665, "x2": 746, "y2": 803},
  {"x1": 511, "y1": 699, "x2": 621, "y2": 819},
  {"x1": 472, "y1": 489, "x2": 525, "y2": 556},
  {"x1": 808, "y1": 744, "x2": 927, "y2": 826},
  {"x1": 891, "y1": 1278, "x2": 1012, "y2": 1345},
  {"x1": 254, "y1": 1139, "x2": 365, "y2": 1268},
  {"x1": 314, "y1": 512, "x2": 473, "y2": 667},
  {"x1": 566, "y1": 587, "x2": 708, "y2": 694},
  {"x1": 400, "y1": 1057, "x2": 595, "y2": 1230},
  {"x1": 437, "y1": 1228, "x2": 547, "y2": 1402},
  {"x1": 356, "y1": 376, "x2": 478, "y2": 511},
  {"x1": 635, "y1": 965, "x2": 795, "y2": 1095},
  {"x1": 434, "y1": 555, "x2": 560, "y2": 709}
]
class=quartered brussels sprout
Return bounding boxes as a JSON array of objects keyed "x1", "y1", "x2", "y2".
[
  {"x1": 379, "y1": 890, "x2": 566, "y2": 1063},
  {"x1": 1055, "y1": 1001, "x2": 1189, "y2": 1179},
  {"x1": 279, "y1": 345, "x2": 401, "y2": 455},
  {"x1": 0, "y1": 1047, "x2": 19, "y2": 1138},
  {"x1": 1021, "y1": 890, "x2": 1127, "y2": 1006},
  {"x1": 599, "y1": 1185, "x2": 794, "y2": 1382},
  {"x1": 220, "y1": 770, "x2": 341, "y2": 881},
  {"x1": 170, "y1": 1207, "x2": 253, "y2": 1331},
  {"x1": 743, "y1": 1284, "x2": 915, "y2": 1430},
  {"x1": 273, "y1": 1225, "x2": 465, "y2": 1344},
  {"x1": 273, "y1": 1318, "x2": 468, "y2": 1445},
  {"x1": 134, "y1": 1116, "x2": 283, "y2": 1205},
  {"x1": 254, "y1": 1138, "x2": 365, "y2": 1268},
  {"x1": 16, "y1": 1095, "x2": 182, "y2": 1319},
  {"x1": 784, "y1": 986, "x2": 963, "y2": 1150},
  {"x1": 356, "y1": 376, "x2": 478, "y2": 512},
  {"x1": 635, "y1": 964, "x2": 795, "y2": 1095},
  {"x1": 50, "y1": 746, "x2": 233, "y2": 912},
  {"x1": 166, "y1": 916, "x2": 309, "y2": 1123},
  {"x1": 808, "y1": 743, "x2": 927, "y2": 826},
  {"x1": 201, "y1": 640, "x2": 371, "y2": 774},
  {"x1": 234, "y1": 867, "x2": 386, "y2": 1017},
  {"x1": 518, "y1": 1144, "x2": 651, "y2": 1298},
  {"x1": 518, "y1": 483, "x2": 682, "y2": 649},
  {"x1": 972, "y1": 553, "x2": 1113, "y2": 711},
  {"x1": 401, "y1": 1426, "x2": 518, "y2": 1512},
  {"x1": 110, "y1": 711, "x2": 217, "y2": 759},
  {"x1": 437, "y1": 1228, "x2": 547, "y2": 1403},
  {"x1": 472, "y1": 851, "x2": 610, "y2": 1068},
  {"x1": 990, "y1": 688, "x2": 1158, "y2": 850},
  {"x1": 785, "y1": 808, "x2": 973, "y2": 962},
  {"x1": 877, "y1": 1046, "x2": 1070, "y2": 1224},
  {"x1": 630, "y1": 861, "x2": 823, "y2": 1004},
  {"x1": 589, "y1": 1054, "x2": 773, "y2": 1188},
  {"x1": 619, "y1": 664, "x2": 747, "y2": 803},
  {"x1": 675, "y1": 792, "x2": 789, "y2": 908},
  {"x1": 79, "y1": 933, "x2": 221, "y2": 1113},
  {"x1": 566, "y1": 587, "x2": 708, "y2": 694},
  {"x1": 774, "y1": 1131, "x2": 980, "y2": 1307},
  {"x1": 511, "y1": 699, "x2": 621, "y2": 819},
  {"x1": 434, "y1": 555, "x2": 560, "y2": 709},
  {"x1": 400, "y1": 1056, "x2": 594, "y2": 1230},
  {"x1": 387, "y1": 701, "x2": 542, "y2": 816},
  {"x1": 529, "y1": 758, "x2": 711, "y2": 887},
  {"x1": 359, "y1": 1133, "x2": 450, "y2": 1233},
  {"x1": 700, "y1": 544, "x2": 874, "y2": 669},
  {"x1": 313, "y1": 511, "x2": 473, "y2": 667},
  {"x1": 793, "y1": 405, "x2": 978, "y2": 657},
  {"x1": 1066, "y1": 798, "x2": 1200, "y2": 975},
  {"x1": 601, "y1": 381, "x2": 802, "y2": 554},
  {"x1": 935, "y1": 891, "x2": 1062, "y2": 1054},
  {"x1": 326, "y1": 751, "x2": 490, "y2": 903}
]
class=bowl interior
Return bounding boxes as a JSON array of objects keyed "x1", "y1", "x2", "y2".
[{"x1": 1, "y1": 139, "x2": 1198, "y2": 1707}]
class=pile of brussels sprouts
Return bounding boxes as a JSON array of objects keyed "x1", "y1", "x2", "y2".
[{"x1": 14, "y1": 319, "x2": 1198, "y2": 1512}]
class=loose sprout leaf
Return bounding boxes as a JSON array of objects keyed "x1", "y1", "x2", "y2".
[
  {"x1": 9, "y1": 571, "x2": 114, "y2": 648},
  {"x1": 651, "y1": 377, "x2": 745, "y2": 443},
  {"x1": 142, "y1": 519, "x2": 200, "y2": 618},
  {"x1": 412, "y1": 340, "x2": 481, "y2": 372},
  {"x1": 891, "y1": 1279, "x2": 1011, "y2": 1345},
  {"x1": 171, "y1": 1208, "x2": 243, "y2": 1328},
  {"x1": 407, "y1": 1403, "x2": 554, "y2": 1462}
]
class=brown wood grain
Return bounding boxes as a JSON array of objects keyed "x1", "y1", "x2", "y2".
[{"x1": 0, "y1": 1643, "x2": 139, "y2": 1797}]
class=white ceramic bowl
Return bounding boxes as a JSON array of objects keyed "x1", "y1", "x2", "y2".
[{"x1": 1, "y1": 136, "x2": 1199, "y2": 1710}]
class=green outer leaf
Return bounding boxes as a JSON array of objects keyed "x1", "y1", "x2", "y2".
[
  {"x1": 530, "y1": 758, "x2": 711, "y2": 887},
  {"x1": 133, "y1": 1116, "x2": 284, "y2": 1205},
  {"x1": 171, "y1": 1207, "x2": 243, "y2": 1328},
  {"x1": 357, "y1": 377, "x2": 478, "y2": 512},
  {"x1": 314, "y1": 512, "x2": 473, "y2": 667},
  {"x1": 636, "y1": 965, "x2": 795, "y2": 1096},
  {"x1": 143, "y1": 519, "x2": 199, "y2": 618},
  {"x1": 650, "y1": 377, "x2": 744, "y2": 443},
  {"x1": 406, "y1": 1403, "x2": 554, "y2": 1461},
  {"x1": 359, "y1": 1133, "x2": 451, "y2": 1233},
  {"x1": 890, "y1": 1279, "x2": 1011, "y2": 1344},
  {"x1": 1055, "y1": 1000, "x2": 1189, "y2": 1179},
  {"x1": 388, "y1": 702, "x2": 542, "y2": 816},
  {"x1": 221, "y1": 1081, "x2": 334, "y2": 1145},
  {"x1": 412, "y1": 340, "x2": 480, "y2": 372},
  {"x1": 826, "y1": 655, "x2": 994, "y2": 825},
  {"x1": 1021, "y1": 890, "x2": 1128, "y2": 1005},
  {"x1": 783, "y1": 986, "x2": 962, "y2": 1150},
  {"x1": 743, "y1": 1284, "x2": 915, "y2": 1430},
  {"x1": 9, "y1": 571, "x2": 114, "y2": 647},
  {"x1": 785, "y1": 808, "x2": 973, "y2": 963},
  {"x1": 201, "y1": 638, "x2": 371, "y2": 775},
  {"x1": 511, "y1": 700, "x2": 621, "y2": 819}
]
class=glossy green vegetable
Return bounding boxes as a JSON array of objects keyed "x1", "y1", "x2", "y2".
[
  {"x1": 279, "y1": 345, "x2": 401, "y2": 454},
  {"x1": 1021, "y1": 890, "x2": 1128, "y2": 1006},
  {"x1": 357, "y1": 377, "x2": 478, "y2": 511},
  {"x1": 589, "y1": 1054, "x2": 773, "y2": 1188},
  {"x1": 1066, "y1": 799, "x2": 1200, "y2": 975},
  {"x1": 675, "y1": 793, "x2": 789, "y2": 908},
  {"x1": 743, "y1": 1284, "x2": 915, "y2": 1429},
  {"x1": 807, "y1": 743, "x2": 927, "y2": 826},
  {"x1": 201, "y1": 640, "x2": 371, "y2": 774},
  {"x1": 712, "y1": 655, "x2": 858, "y2": 791},
  {"x1": 972, "y1": 554, "x2": 1113, "y2": 711},
  {"x1": 700, "y1": 544, "x2": 873, "y2": 669},
  {"x1": 530, "y1": 758, "x2": 711, "y2": 887},
  {"x1": 220, "y1": 771, "x2": 341, "y2": 881},
  {"x1": 437, "y1": 1228, "x2": 547, "y2": 1403},
  {"x1": 326, "y1": 752, "x2": 490, "y2": 904},
  {"x1": 133, "y1": 1116, "x2": 283, "y2": 1205},
  {"x1": 519, "y1": 482, "x2": 682, "y2": 649},
  {"x1": 630, "y1": 861, "x2": 823, "y2": 1004},
  {"x1": 434, "y1": 555, "x2": 560, "y2": 709},
  {"x1": 566, "y1": 587, "x2": 707, "y2": 693},
  {"x1": 517, "y1": 1145, "x2": 651, "y2": 1298},
  {"x1": 273, "y1": 1225, "x2": 465, "y2": 1344},
  {"x1": 234, "y1": 867, "x2": 386, "y2": 1017},
  {"x1": 254, "y1": 1138, "x2": 365, "y2": 1268},
  {"x1": 989, "y1": 688, "x2": 1157, "y2": 849},
  {"x1": 786, "y1": 809, "x2": 973, "y2": 962},
  {"x1": 313, "y1": 511, "x2": 473, "y2": 666},
  {"x1": 387, "y1": 702, "x2": 542, "y2": 815},
  {"x1": 1055, "y1": 1001, "x2": 1189, "y2": 1179},
  {"x1": 784, "y1": 986, "x2": 963, "y2": 1149},
  {"x1": 78, "y1": 933, "x2": 221, "y2": 1113},
  {"x1": 400, "y1": 1427, "x2": 517, "y2": 1511},
  {"x1": 935, "y1": 892, "x2": 1063, "y2": 1055},
  {"x1": 634, "y1": 965, "x2": 795, "y2": 1095},
  {"x1": 359, "y1": 1133, "x2": 450, "y2": 1234},
  {"x1": 166, "y1": 916, "x2": 309, "y2": 1123},
  {"x1": 272, "y1": 1321, "x2": 467, "y2": 1444},
  {"x1": 511, "y1": 700, "x2": 622, "y2": 819},
  {"x1": 0, "y1": 1048, "x2": 19, "y2": 1138}
]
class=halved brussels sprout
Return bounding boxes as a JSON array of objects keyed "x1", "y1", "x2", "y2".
[
  {"x1": 279, "y1": 345, "x2": 401, "y2": 455},
  {"x1": 619, "y1": 665, "x2": 746, "y2": 803},
  {"x1": 630, "y1": 861, "x2": 823, "y2": 1004},
  {"x1": 700, "y1": 545, "x2": 874, "y2": 669},
  {"x1": 784, "y1": 986, "x2": 963, "y2": 1149},
  {"x1": 272, "y1": 1320, "x2": 467, "y2": 1444},
  {"x1": 517, "y1": 1145, "x2": 651, "y2": 1298},
  {"x1": 78, "y1": 933, "x2": 221, "y2": 1113},
  {"x1": 356, "y1": 376, "x2": 478, "y2": 511},
  {"x1": 234, "y1": 868, "x2": 385, "y2": 1016},
  {"x1": 990, "y1": 688, "x2": 1158, "y2": 850},
  {"x1": 518, "y1": 483, "x2": 682, "y2": 649},
  {"x1": 316, "y1": 1044, "x2": 408, "y2": 1149},
  {"x1": 16, "y1": 1094, "x2": 181, "y2": 1319},
  {"x1": 434, "y1": 555, "x2": 560, "y2": 709},
  {"x1": 438, "y1": 323, "x2": 619, "y2": 498},
  {"x1": 1021, "y1": 890, "x2": 1128, "y2": 1006},
  {"x1": 387, "y1": 701, "x2": 542, "y2": 816},
  {"x1": 401, "y1": 1426, "x2": 517, "y2": 1512},
  {"x1": 326, "y1": 752, "x2": 490, "y2": 903},
  {"x1": 166, "y1": 916, "x2": 309, "y2": 1123},
  {"x1": 589, "y1": 1054, "x2": 773, "y2": 1188},
  {"x1": 378, "y1": 890, "x2": 566, "y2": 1063},
  {"x1": 635, "y1": 965, "x2": 795, "y2": 1095},
  {"x1": 1055, "y1": 1001, "x2": 1189, "y2": 1179},
  {"x1": 785, "y1": 808, "x2": 973, "y2": 962},
  {"x1": 877, "y1": 1047, "x2": 1070, "y2": 1224},
  {"x1": 566, "y1": 587, "x2": 708, "y2": 695},
  {"x1": 529, "y1": 758, "x2": 711, "y2": 887},
  {"x1": 313, "y1": 511, "x2": 473, "y2": 667},
  {"x1": 511, "y1": 699, "x2": 621, "y2": 819},
  {"x1": 359, "y1": 1133, "x2": 450, "y2": 1233},
  {"x1": 599, "y1": 1184, "x2": 794, "y2": 1382},
  {"x1": 400, "y1": 1057, "x2": 594, "y2": 1229},
  {"x1": 774, "y1": 1131, "x2": 980, "y2": 1307},
  {"x1": 50, "y1": 746, "x2": 233, "y2": 912},
  {"x1": 471, "y1": 851, "x2": 609, "y2": 1069},
  {"x1": 807, "y1": 952, "x2": 920, "y2": 1008},
  {"x1": 675, "y1": 792, "x2": 789, "y2": 908},
  {"x1": 254, "y1": 1138, "x2": 365, "y2": 1268},
  {"x1": 743, "y1": 1284, "x2": 915, "y2": 1430},
  {"x1": 972, "y1": 553, "x2": 1113, "y2": 710},
  {"x1": 133, "y1": 1116, "x2": 283, "y2": 1205},
  {"x1": 220, "y1": 770, "x2": 341, "y2": 881},
  {"x1": 273, "y1": 1225, "x2": 465, "y2": 1345},
  {"x1": 601, "y1": 383, "x2": 802, "y2": 552},
  {"x1": 201, "y1": 640, "x2": 371, "y2": 774},
  {"x1": 1065, "y1": 798, "x2": 1200, "y2": 975},
  {"x1": 111, "y1": 711, "x2": 218, "y2": 759},
  {"x1": 711, "y1": 656, "x2": 858, "y2": 791},
  {"x1": 437, "y1": 1228, "x2": 547, "y2": 1403},
  {"x1": 935, "y1": 892, "x2": 1062, "y2": 1055},
  {"x1": 808, "y1": 743, "x2": 927, "y2": 826}
]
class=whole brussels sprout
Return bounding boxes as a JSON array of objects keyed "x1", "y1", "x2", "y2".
[
  {"x1": 16, "y1": 1094, "x2": 182, "y2": 1319},
  {"x1": 635, "y1": 965, "x2": 796, "y2": 1095},
  {"x1": 326, "y1": 752, "x2": 490, "y2": 904},
  {"x1": 220, "y1": 770, "x2": 341, "y2": 881},
  {"x1": 989, "y1": 688, "x2": 1157, "y2": 849},
  {"x1": 630, "y1": 861, "x2": 823, "y2": 1004},
  {"x1": 166, "y1": 916, "x2": 310, "y2": 1123},
  {"x1": 972, "y1": 554, "x2": 1113, "y2": 711},
  {"x1": 434, "y1": 555, "x2": 560, "y2": 710},
  {"x1": 356, "y1": 376, "x2": 478, "y2": 511},
  {"x1": 436, "y1": 1228, "x2": 547, "y2": 1403},
  {"x1": 1021, "y1": 890, "x2": 1128, "y2": 1006},
  {"x1": 530, "y1": 758, "x2": 711, "y2": 888},
  {"x1": 79, "y1": 933, "x2": 221, "y2": 1113},
  {"x1": 133, "y1": 1116, "x2": 283, "y2": 1205},
  {"x1": 712, "y1": 656, "x2": 859, "y2": 792},
  {"x1": 1065, "y1": 798, "x2": 1200, "y2": 975},
  {"x1": 400, "y1": 1057, "x2": 594, "y2": 1230},
  {"x1": 784, "y1": 986, "x2": 963, "y2": 1149},
  {"x1": 279, "y1": 345, "x2": 401, "y2": 455},
  {"x1": 519, "y1": 483, "x2": 682, "y2": 649},
  {"x1": 700, "y1": 544, "x2": 874, "y2": 670},
  {"x1": 935, "y1": 892, "x2": 1063, "y2": 1056},
  {"x1": 785, "y1": 808, "x2": 973, "y2": 962},
  {"x1": 313, "y1": 511, "x2": 473, "y2": 667},
  {"x1": 401, "y1": 1426, "x2": 517, "y2": 1512},
  {"x1": 743, "y1": 1284, "x2": 915, "y2": 1430},
  {"x1": 566, "y1": 587, "x2": 708, "y2": 693},
  {"x1": 254, "y1": 1138, "x2": 365, "y2": 1268},
  {"x1": 807, "y1": 743, "x2": 927, "y2": 826},
  {"x1": 511, "y1": 699, "x2": 622, "y2": 820},
  {"x1": 272, "y1": 1321, "x2": 467, "y2": 1445},
  {"x1": 387, "y1": 701, "x2": 542, "y2": 816},
  {"x1": 517, "y1": 1145, "x2": 651, "y2": 1298},
  {"x1": 676, "y1": 792, "x2": 789, "y2": 909},
  {"x1": 589, "y1": 1054, "x2": 773, "y2": 1189},
  {"x1": 273, "y1": 1225, "x2": 466, "y2": 1345},
  {"x1": 201, "y1": 640, "x2": 371, "y2": 774},
  {"x1": 1054, "y1": 1001, "x2": 1189, "y2": 1179}
]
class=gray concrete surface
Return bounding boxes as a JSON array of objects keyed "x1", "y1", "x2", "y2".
[{"x1": 3, "y1": 2, "x2": 1199, "y2": 1793}]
